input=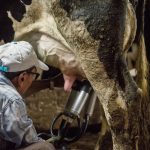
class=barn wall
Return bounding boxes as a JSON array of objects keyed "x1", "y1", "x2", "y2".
[{"x1": 26, "y1": 88, "x2": 101, "y2": 130}]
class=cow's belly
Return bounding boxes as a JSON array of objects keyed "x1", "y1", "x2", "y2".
[{"x1": 10, "y1": 0, "x2": 99, "y2": 77}]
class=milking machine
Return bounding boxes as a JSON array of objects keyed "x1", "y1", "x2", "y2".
[{"x1": 38, "y1": 80, "x2": 97, "y2": 149}]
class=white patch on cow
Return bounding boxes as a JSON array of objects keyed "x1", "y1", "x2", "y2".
[
  {"x1": 116, "y1": 96, "x2": 127, "y2": 110},
  {"x1": 129, "y1": 68, "x2": 137, "y2": 77},
  {"x1": 7, "y1": 0, "x2": 85, "y2": 77},
  {"x1": 36, "y1": 34, "x2": 84, "y2": 76},
  {"x1": 123, "y1": 2, "x2": 137, "y2": 53},
  {"x1": 127, "y1": 43, "x2": 138, "y2": 70}
]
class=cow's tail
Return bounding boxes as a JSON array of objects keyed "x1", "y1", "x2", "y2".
[
  {"x1": 135, "y1": 34, "x2": 149, "y2": 102},
  {"x1": 133, "y1": 0, "x2": 149, "y2": 103}
]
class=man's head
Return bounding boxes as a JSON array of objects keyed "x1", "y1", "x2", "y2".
[{"x1": 0, "y1": 41, "x2": 49, "y2": 95}]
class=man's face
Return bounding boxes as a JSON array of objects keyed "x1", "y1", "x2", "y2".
[{"x1": 16, "y1": 67, "x2": 39, "y2": 95}]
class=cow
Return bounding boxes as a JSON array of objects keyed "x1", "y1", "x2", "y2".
[{"x1": 0, "y1": 0, "x2": 150, "y2": 149}]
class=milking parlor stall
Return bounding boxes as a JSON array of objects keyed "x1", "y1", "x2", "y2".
[{"x1": 1, "y1": 0, "x2": 150, "y2": 150}]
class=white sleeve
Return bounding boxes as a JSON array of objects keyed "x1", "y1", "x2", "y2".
[{"x1": 2, "y1": 99, "x2": 41, "y2": 147}]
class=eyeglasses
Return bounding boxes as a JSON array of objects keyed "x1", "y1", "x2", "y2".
[{"x1": 27, "y1": 72, "x2": 40, "y2": 80}]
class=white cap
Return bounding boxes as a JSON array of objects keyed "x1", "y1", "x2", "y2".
[{"x1": 0, "y1": 41, "x2": 49, "y2": 72}]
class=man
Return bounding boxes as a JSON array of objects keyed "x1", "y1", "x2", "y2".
[{"x1": 0, "y1": 41, "x2": 55, "y2": 150}]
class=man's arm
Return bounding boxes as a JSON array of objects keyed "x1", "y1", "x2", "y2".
[{"x1": 2, "y1": 99, "x2": 41, "y2": 147}]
